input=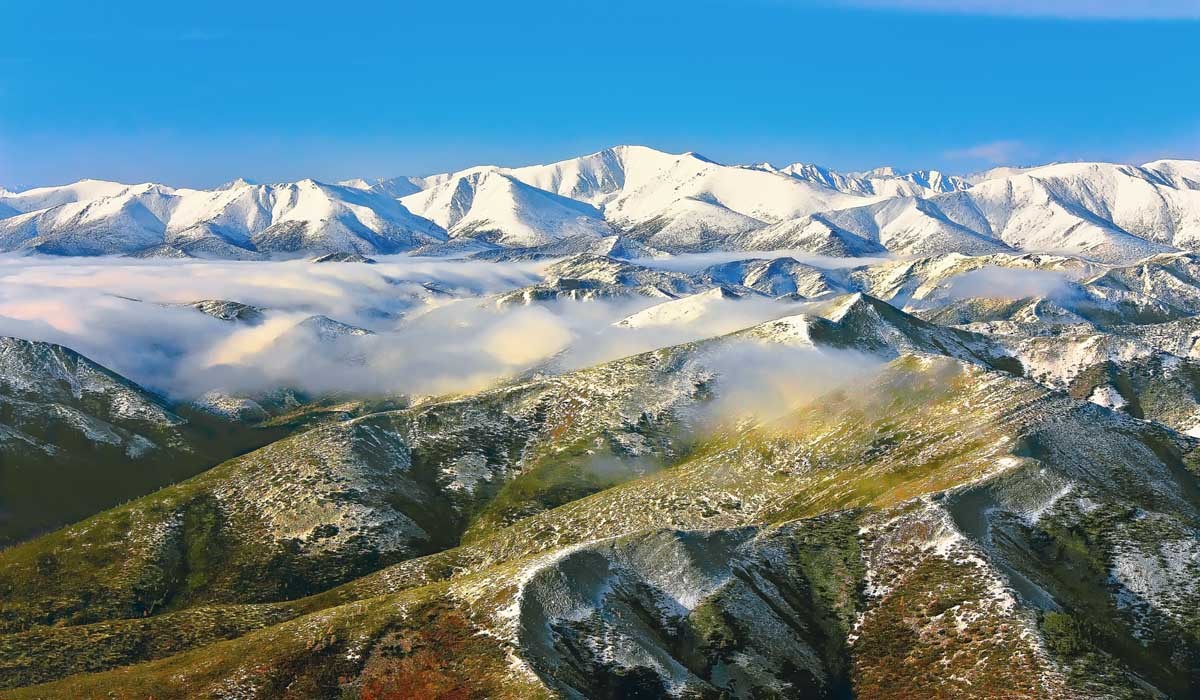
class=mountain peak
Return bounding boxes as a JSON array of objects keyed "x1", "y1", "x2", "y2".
[
  {"x1": 681, "y1": 150, "x2": 718, "y2": 164},
  {"x1": 217, "y1": 177, "x2": 258, "y2": 190}
]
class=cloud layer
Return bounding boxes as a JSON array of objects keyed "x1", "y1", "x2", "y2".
[
  {"x1": 0, "y1": 254, "x2": 820, "y2": 404},
  {"x1": 0, "y1": 254, "x2": 552, "y2": 398},
  {"x1": 942, "y1": 266, "x2": 1076, "y2": 300}
]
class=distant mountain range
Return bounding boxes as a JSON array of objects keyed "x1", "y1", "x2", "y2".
[{"x1": 3, "y1": 146, "x2": 1198, "y2": 263}]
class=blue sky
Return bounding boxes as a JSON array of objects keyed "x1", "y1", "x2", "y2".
[{"x1": 1, "y1": 0, "x2": 1197, "y2": 188}]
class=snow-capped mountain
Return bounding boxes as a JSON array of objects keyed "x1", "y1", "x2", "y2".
[
  {"x1": 816, "y1": 196, "x2": 1019, "y2": 257},
  {"x1": 623, "y1": 196, "x2": 766, "y2": 252},
  {"x1": 394, "y1": 152, "x2": 1200, "y2": 263},
  {"x1": 0, "y1": 178, "x2": 133, "y2": 214},
  {"x1": 694, "y1": 256, "x2": 849, "y2": 297},
  {"x1": 753, "y1": 162, "x2": 970, "y2": 197},
  {"x1": 614, "y1": 286, "x2": 761, "y2": 328},
  {"x1": 0, "y1": 179, "x2": 445, "y2": 257},
  {"x1": 398, "y1": 169, "x2": 612, "y2": 247},
  {"x1": 535, "y1": 145, "x2": 871, "y2": 226},
  {"x1": 730, "y1": 214, "x2": 887, "y2": 256},
  {"x1": 955, "y1": 161, "x2": 1200, "y2": 256},
  {"x1": 404, "y1": 145, "x2": 877, "y2": 249},
  {"x1": 736, "y1": 160, "x2": 1200, "y2": 263},
  {"x1": 337, "y1": 175, "x2": 425, "y2": 198},
  {"x1": 4, "y1": 147, "x2": 1200, "y2": 263}
]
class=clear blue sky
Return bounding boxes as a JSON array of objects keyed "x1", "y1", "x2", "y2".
[{"x1": 1, "y1": 0, "x2": 1197, "y2": 188}]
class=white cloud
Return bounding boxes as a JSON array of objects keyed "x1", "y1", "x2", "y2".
[
  {"x1": 942, "y1": 266, "x2": 1077, "y2": 300},
  {"x1": 835, "y1": 0, "x2": 1200, "y2": 19},
  {"x1": 702, "y1": 343, "x2": 884, "y2": 423},
  {"x1": 0, "y1": 254, "x2": 555, "y2": 399},
  {"x1": 943, "y1": 139, "x2": 1033, "y2": 165},
  {"x1": 481, "y1": 306, "x2": 575, "y2": 366},
  {"x1": 0, "y1": 255, "x2": 810, "y2": 403}
]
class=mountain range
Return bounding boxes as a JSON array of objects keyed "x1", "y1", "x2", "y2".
[{"x1": 4, "y1": 146, "x2": 1200, "y2": 263}]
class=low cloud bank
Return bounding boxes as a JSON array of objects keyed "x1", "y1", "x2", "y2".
[
  {"x1": 0, "y1": 255, "x2": 827, "y2": 402},
  {"x1": 0, "y1": 255, "x2": 548, "y2": 398},
  {"x1": 942, "y1": 266, "x2": 1077, "y2": 301},
  {"x1": 703, "y1": 342, "x2": 885, "y2": 424}
]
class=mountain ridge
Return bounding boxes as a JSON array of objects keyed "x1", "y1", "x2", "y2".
[{"x1": 7, "y1": 148, "x2": 1200, "y2": 262}]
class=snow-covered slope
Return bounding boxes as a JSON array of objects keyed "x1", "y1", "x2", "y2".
[
  {"x1": 926, "y1": 162, "x2": 1200, "y2": 262},
  {"x1": 381, "y1": 154, "x2": 1200, "y2": 261},
  {"x1": 733, "y1": 160, "x2": 1200, "y2": 263},
  {"x1": 731, "y1": 214, "x2": 887, "y2": 256},
  {"x1": 398, "y1": 169, "x2": 611, "y2": 247},
  {"x1": 338, "y1": 175, "x2": 425, "y2": 198},
  {"x1": 411, "y1": 146, "x2": 876, "y2": 251},
  {"x1": 823, "y1": 196, "x2": 1016, "y2": 257},
  {"x1": 590, "y1": 146, "x2": 872, "y2": 226},
  {"x1": 615, "y1": 286, "x2": 761, "y2": 328},
  {"x1": 0, "y1": 179, "x2": 133, "y2": 213},
  {"x1": 0, "y1": 183, "x2": 180, "y2": 255},
  {"x1": 502, "y1": 147, "x2": 630, "y2": 206},
  {"x1": 758, "y1": 162, "x2": 969, "y2": 197},
  {"x1": 623, "y1": 196, "x2": 765, "y2": 252},
  {"x1": 1142, "y1": 159, "x2": 1200, "y2": 189},
  {"x1": 945, "y1": 164, "x2": 1190, "y2": 258},
  {"x1": 0, "y1": 179, "x2": 446, "y2": 256},
  {"x1": 694, "y1": 256, "x2": 850, "y2": 297},
  {"x1": 7, "y1": 151, "x2": 1200, "y2": 261},
  {"x1": 238, "y1": 180, "x2": 445, "y2": 254}
]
